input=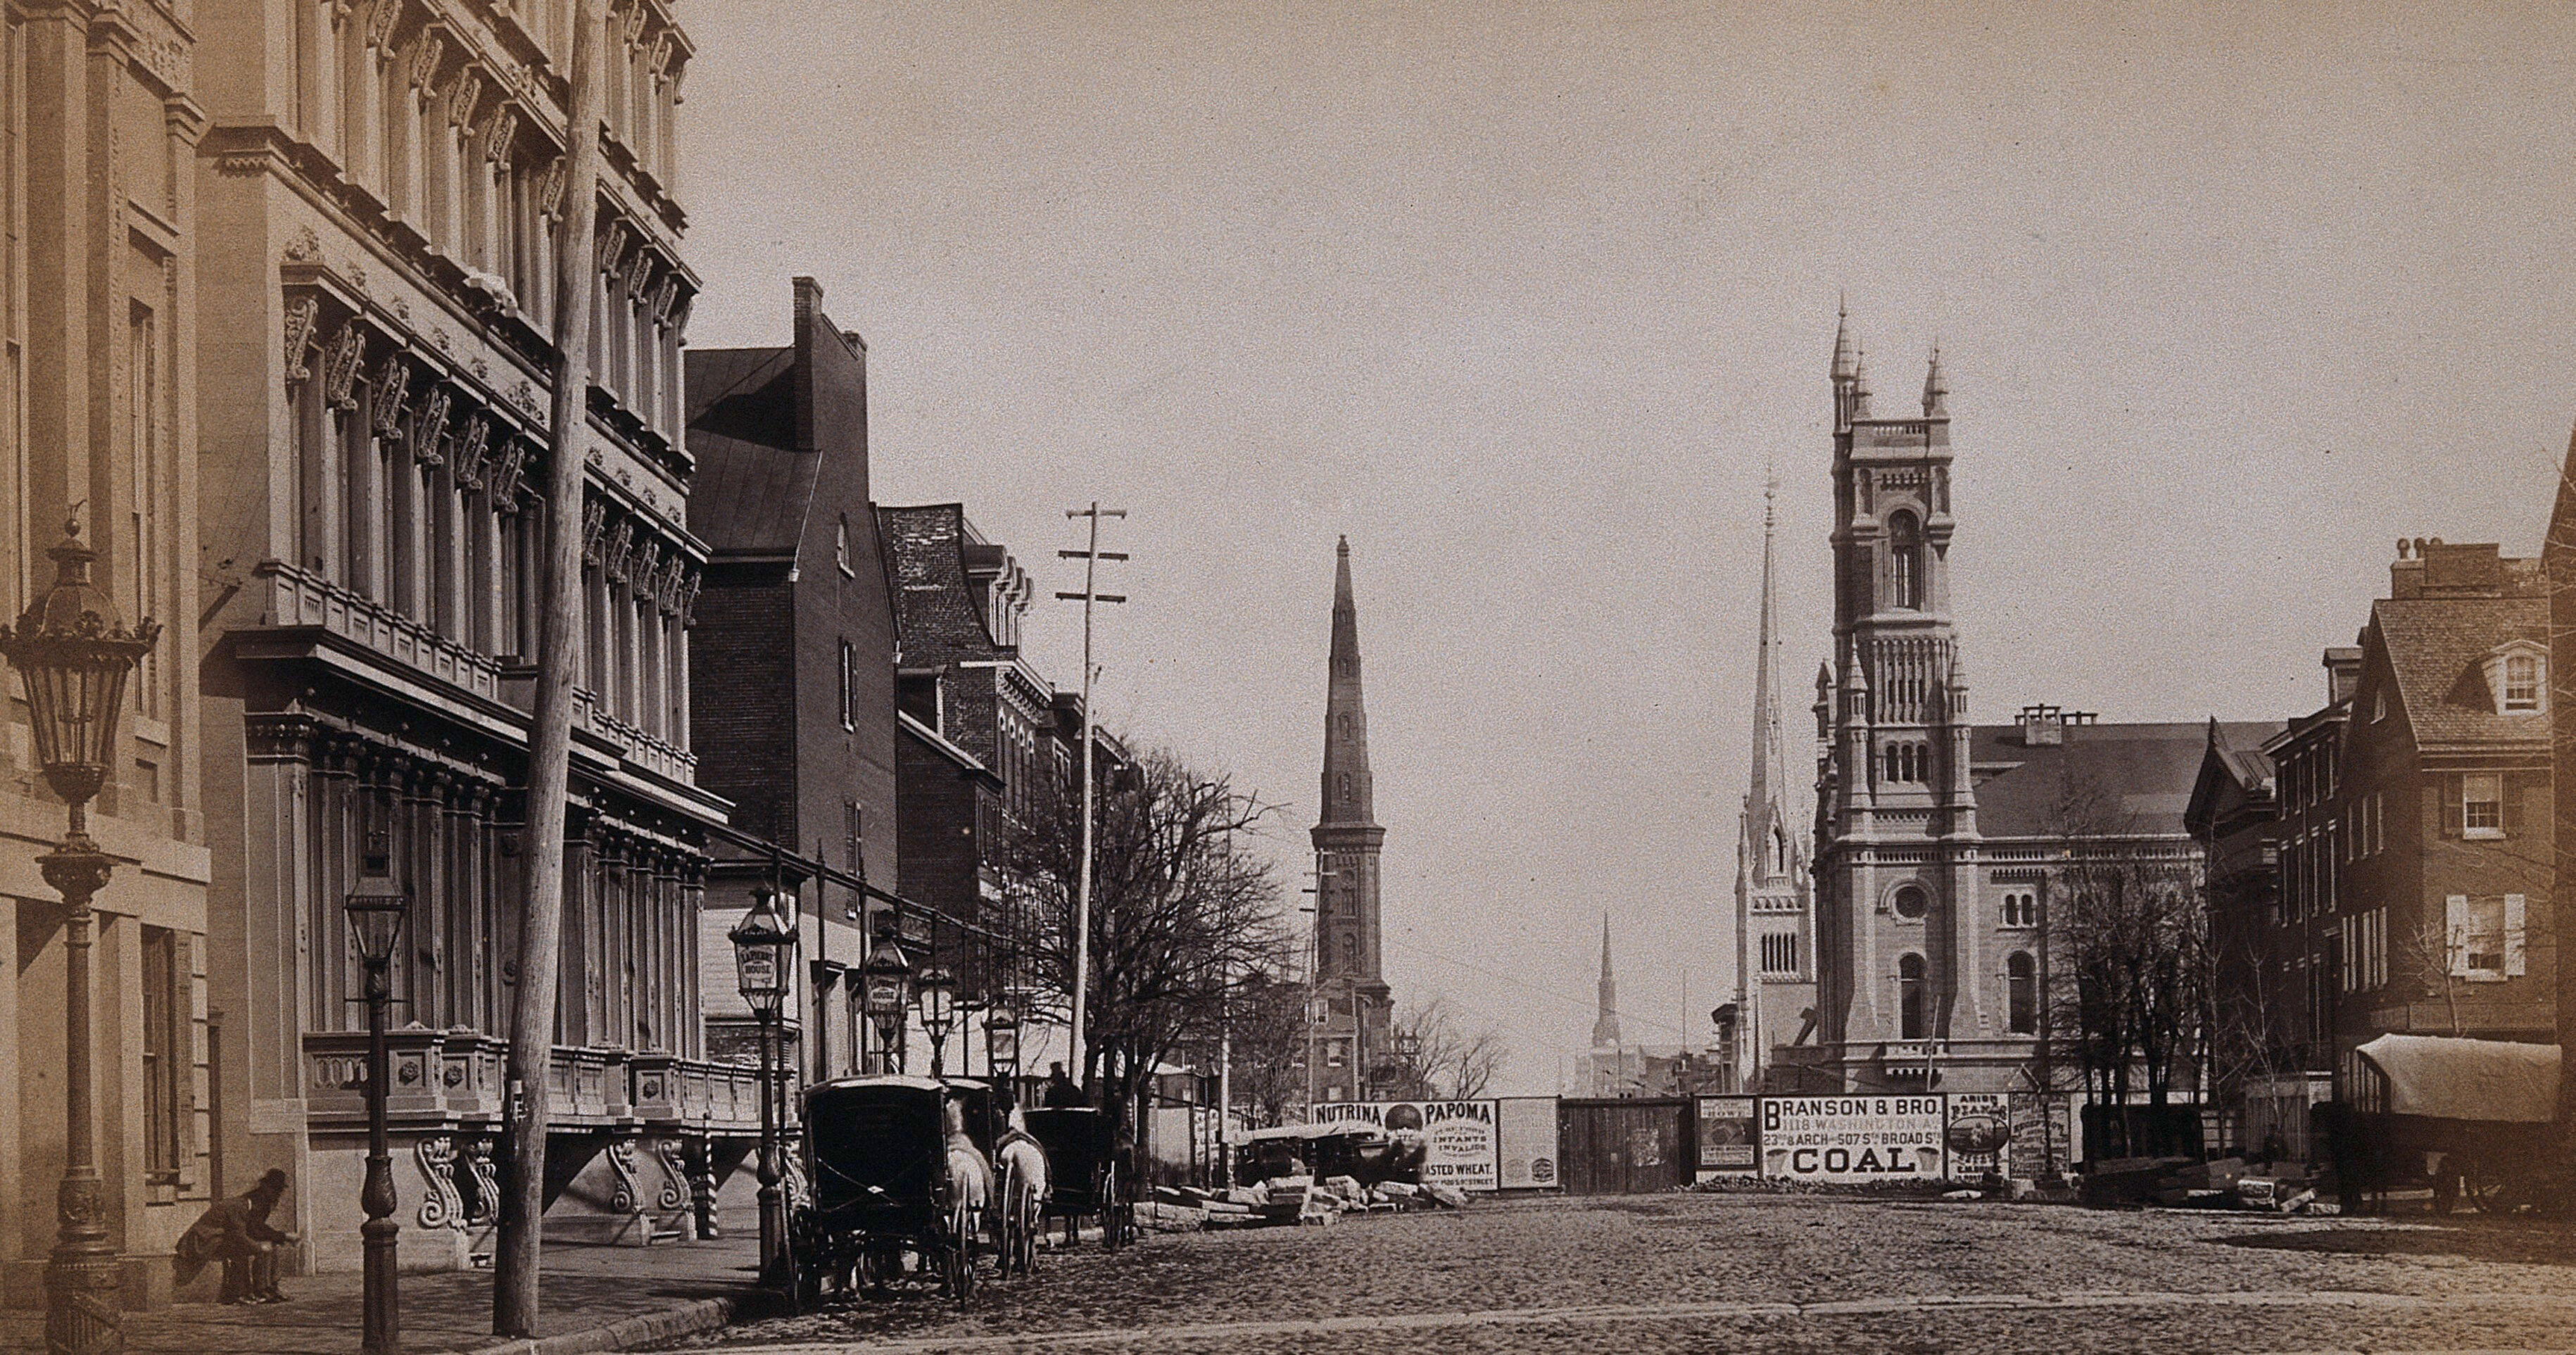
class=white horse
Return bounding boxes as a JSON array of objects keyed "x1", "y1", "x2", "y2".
[
  {"x1": 940, "y1": 1097, "x2": 995, "y2": 1297},
  {"x1": 994, "y1": 1109, "x2": 1052, "y2": 1275}
]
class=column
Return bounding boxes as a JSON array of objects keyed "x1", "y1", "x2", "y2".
[
  {"x1": 346, "y1": 13, "x2": 384, "y2": 194},
  {"x1": 298, "y1": 0, "x2": 342, "y2": 156}
]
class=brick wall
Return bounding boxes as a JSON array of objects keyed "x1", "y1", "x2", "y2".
[{"x1": 690, "y1": 574, "x2": 795, "y2": 843}]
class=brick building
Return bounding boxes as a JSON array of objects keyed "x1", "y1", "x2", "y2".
[
  {"x1": 0, "y1": 0, "x2": 214, "y2": 1309},
  {"x1": 2185, "y1": 688, "x2": 2308, "y2": 1155},
  {"x1": 686, "y1": 276, "x2": 902, "y2": 1085},
  {"x1": 194, "y1": 0, "x2": 750, "y2": 1272},
  {"x1": 2319, "y1": 543, "x2": 2554, "y2": 1091}
]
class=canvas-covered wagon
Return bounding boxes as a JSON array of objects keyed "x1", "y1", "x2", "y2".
[{"x1": 2347, "y1": 1034, "x2": 2563, "y2": 1214}]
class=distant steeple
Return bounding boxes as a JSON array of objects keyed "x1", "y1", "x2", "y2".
[
  {"x1": 1320, "y1": 536, "x2": 1374, "y2": 828},
  {"x1": 1591, "y1": 914, "x2": 1622, "y2": 1047},
  {"x1": 1831, "y1": 296, "x2": 1857, "y2": 381}
]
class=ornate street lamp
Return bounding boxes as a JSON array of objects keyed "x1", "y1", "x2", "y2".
[
  {"x1": 983, "y1": 997, "x2": 1022, "y2": 1098},
  {"x1": 1395, "y1": 1031, "x2": 1424, "y2": 1100},
  {"x1": 728, "y1": 883, "x2": 796, "y2": 1287},
  {"x1": 915, "y1": 966, "x2": 958, "y2": 1079},
  {"x1": 344, "y1": 833, "x2": 409, "y2": 1355},
  {"x1": 861, "y1": 928, "x2": 913, "y2": 1073},
  {"x1": 0, "y1": 519, "x2": 158, "y2": 1355}
]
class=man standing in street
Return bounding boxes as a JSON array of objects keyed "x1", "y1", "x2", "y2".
[{"x1": 1042, "y1": 1062, "x2": 1085, "y2": 1109}]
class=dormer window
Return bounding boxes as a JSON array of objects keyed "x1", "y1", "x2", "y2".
[
  {"x1": 2504, "y1": 653, "x2": 2540, "y2": 712},
  {"x1": 2482, "y1": 643, "x2": 2546, "y2": 716}
]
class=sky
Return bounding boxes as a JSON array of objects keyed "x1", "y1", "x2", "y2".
[{"x1": 676, "y1": 1, "x2": 2576, "y2": 1096}]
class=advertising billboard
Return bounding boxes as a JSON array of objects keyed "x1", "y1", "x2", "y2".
[
  {"x1": 1313, "y1": 1100, "x2": 1501, "y2": 1190},
  {"x1": 1695, "y1": 1096, "x2": 1759, "y2": 1178},
  {"x1": 1757, "y1": 1095, "x2": 1947, "y2": 1183},
  {"x1": 1945, "y1": 1093, "x2": 2010, "y2": 1180},
  {"x1": 1495, "y1": 1096, "x2": 1561, "y2": 1190}
]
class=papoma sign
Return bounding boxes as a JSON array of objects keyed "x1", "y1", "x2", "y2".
[{"x1": 1757, "y1": 1096, "x2": 1947, "y2": 1183}]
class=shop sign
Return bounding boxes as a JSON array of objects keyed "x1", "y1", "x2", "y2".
[{"x1": 1758, "y1": 1095, "x2": 1947, "y2": 1182}]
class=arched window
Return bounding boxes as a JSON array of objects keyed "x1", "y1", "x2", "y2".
[
  {"x1": 1888, "y1": 511, "x2": 1924, "y2": 610},
  {"x1": 2007, "y1": 952, "x2": 2038, "y2": 1035},
  {"x1": 1769, "y1": 824, "x2": 1789, "y2": 876},
  {"x1": 1898, "y1": 953, "x2": 1928, "y2": 1040}
]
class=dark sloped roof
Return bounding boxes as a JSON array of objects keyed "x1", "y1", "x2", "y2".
[
  {"x1": 1971, "y1": 720, "x2": 2280, "y2": 838},
  {"x1": 2373, "y1": 595, "x2": 2548, "y2": 750},
  {"x1": 686, "y1": 346, "x2": 817, "y2": 556},
  {"x1": 2183, "y1": 718, "x2": 2285, "y2": 835}
]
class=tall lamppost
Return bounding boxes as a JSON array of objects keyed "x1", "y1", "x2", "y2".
[
  {"x1": 916, "y1": 967, "x2": 958, "y2": 1080},
  {"x1": 0, "y1": 520, "x2": 160, "y2": 1355},
  {"x1": 1394, "y1": 1031, "x2": 1423, "y2": 1101},
  {"x1": 728, "y1": 885, "x2": 795, "y2": 1285},
  {"x1": 983, "y1": 997, "x2": 1022, "y2": 1102},
  {"x1": 344, "y1": 833, "x2": 410, "y2": 1355},
  {"x1": 862, "y1": 926, "x2": 913, "y2": 1073}
]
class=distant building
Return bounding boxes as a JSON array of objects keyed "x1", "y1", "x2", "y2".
[
  {"x1": 2186, "y1": 703, "x2": 2302, "y2": 1154},
  {"x1": 686, "y1": 277, "x2": 902, "y2": 1083},
  {"x1": 1312, "y1": 538, "x2": 1392, "y2": 1104},
  {"x1": 1791, "y1": 308, "x2": 2271, "y2": 1097}
]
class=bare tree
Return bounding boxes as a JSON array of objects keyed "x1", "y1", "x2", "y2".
[
  {"x1": 2048, "y1": 771, "x2": 2213, "y2": 1109},
  {"x1": 1220, "y1": 968, "x2": 1311, "y2": 1126},
  {"x1": 2394, "y1": 915, "x2": 2466, "y2": 1038},
  {"x1": 1384, "y1": 996, "x2": 1510, "y2": 1100},
  {"x1": 1000, "y1": 746, "x2": 1299, "y2": 1137}
]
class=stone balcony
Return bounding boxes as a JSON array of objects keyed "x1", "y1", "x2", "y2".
[
  {"x1": 256, "y1": 562, "x2": 504, "y2": 704},
  {"x1": 303, "y1": 1031, "x2": 766, "y2": 1136}
]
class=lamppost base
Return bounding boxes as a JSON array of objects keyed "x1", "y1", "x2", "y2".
[{"x1": 43, "y1": 1235, "x2": 123, "y2": 1355}]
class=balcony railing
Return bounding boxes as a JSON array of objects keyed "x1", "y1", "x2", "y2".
[
  {"x1": 258, "y1": 562, "x2": 504, "y2": 703},
  {"x1": 303, "y1": 1031, "x2": 771, "y2": 1135}
]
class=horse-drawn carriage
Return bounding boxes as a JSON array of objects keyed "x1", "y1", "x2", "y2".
[
  {"x1": 2344, "y1": 1034, "x2": 2567, "y2": 1215},
  {"x1": 1022, "y1": 1106, "x2": 1132, "y2": 1250},
  {"x1": 793, "y1": 1076, "x2": 999, "y2": 1304}
]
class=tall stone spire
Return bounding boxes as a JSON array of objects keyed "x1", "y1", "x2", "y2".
[
  {"x1": 1319, "y1": 536, "x2": 1374, "y2": 827},
  {"x1": 1591, "y1": 914, "x2": 1622, "y2": 1048},
  {"x1": 1313, "y1": 537, "x2": 1391, "y2": 1101},
  {"x1": 1733, "y1": 471, "x2": 1814, "y2": 1092}
]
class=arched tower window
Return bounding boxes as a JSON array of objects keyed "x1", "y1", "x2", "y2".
[
  {"x1": 1888, "y1": 510, "x2": 1924, "y2": 610},
  {"x1": 1769, "y1": 823, "x2": 1789, "y2": 876},
  {"x1": 1897, "y1": 953, "x2": 1928, "y2": 1040},
  {"x1": 2007, "y1": 952, "x2": 2038, "y2": 1035}
]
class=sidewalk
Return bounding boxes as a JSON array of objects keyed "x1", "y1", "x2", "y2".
[{"x1": 0, "y1": 1223, "x2": 763, "y2": 1355}]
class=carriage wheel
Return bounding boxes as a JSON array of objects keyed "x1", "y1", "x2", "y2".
[
  {"x1": 2465, "y1": 1157, "x2": 2532, "y2": 1216},
  {"x1": 946, "y1": 1203, "x2": 977, "y2": 1304}
]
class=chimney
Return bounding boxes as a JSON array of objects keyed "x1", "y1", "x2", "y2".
[
  {"x1": 2017, "y1": 704, "x2": 2066, "y2": 746},
  {"x1": 2323, "y1": 646, "x2": 2363, "y2": 705}
]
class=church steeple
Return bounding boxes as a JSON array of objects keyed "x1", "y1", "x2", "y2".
[
  {"x1": 1313, "y1": 538, "x2": 1392, "y2": 1099},
  {"x1": 1734, "y1": 472, "x2": 1815, "y2": 1093},
  {"x1": 1591, "y1": 914, "x2": 1621, "y2": 1048},
  {"x1": 1320, "y1": 536, "x2": 1374, "y2": 827}
]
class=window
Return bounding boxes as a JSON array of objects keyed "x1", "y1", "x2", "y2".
[
  {"x1": 1888, "y1": 512, "x2": 1923, "y2": 610},
  {"x1": 836, "y1": 513, "x2": 853, "y2": 575},
  {"x1": 2504, "y1": 653, "x2": 2541, "y2": 712},
  {"x1": 2000, "y1": 890, "x2": 2038, "y2": 928},
  {"x1": 1769, "y1": 824, "x2": 1790, "y2": 876},
  {"x1": 1760, "y1": 932, "x2": 1800, "y2": 974},
  {"x1": 2461, "y1": 773, "x2": 2504, "y2": 839},
  {"x1": 1327, "y1": 1039, "x2": 1349, "y2": 1068},
  {"x1": 2005, "y1": 952, "x2": 2037, "y2": 1035},
  {"x1": 1897, "y1": 953, "x2": 1928, "y2": 1040},
  {"x1": 2447, "y1": 894, "x2": 2525, "y2": 981},
  {"x1": 1892, "y1": 885, "x2": 1929, "y2": 920},
  {"x1": 141, "y1": 927, "x2": 184, "y2": 1181},
  {"x1": 844, "y1": 801, "x2": 863, "y2": 874},
  {"x1": 2372, "y1": 690, "x2": 2387, "y2": 722},
  {"x1": 838, "y1": 639, "x2": 859, "y2": 731}
]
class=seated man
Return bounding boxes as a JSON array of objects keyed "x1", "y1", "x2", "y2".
[{"x1": 174, "y1": 1168, "x2": 298, "y2": 1304}]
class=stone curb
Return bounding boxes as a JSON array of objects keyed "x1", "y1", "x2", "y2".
[{"x1": 436, "y1": 1295, "x2": 739, "y2": 1355}]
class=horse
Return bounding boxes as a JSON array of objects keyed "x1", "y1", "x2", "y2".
[
  {"x1": 994, "y1": 1109, "x2": 1052, "y2": 1275},
  {"x1": 939, "y1": 1097, "x2": 995, "y2": 1295}
]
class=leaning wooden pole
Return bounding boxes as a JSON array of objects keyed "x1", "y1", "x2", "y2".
[{"x1": 495, "y1": 0, "x2": 605, "y2": 1335}]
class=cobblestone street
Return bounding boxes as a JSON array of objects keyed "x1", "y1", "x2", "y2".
[{"x1": 659, "y1": 1193, "x2": 2576, "y2": 1354}]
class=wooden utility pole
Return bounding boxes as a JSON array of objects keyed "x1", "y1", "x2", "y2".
[
  {"x1": 1056, "y1": 505, "x2": 1125, "y2": 1088},
  {"x1": 495, "y1": 0, "x2": 604, "y2": 1335}
]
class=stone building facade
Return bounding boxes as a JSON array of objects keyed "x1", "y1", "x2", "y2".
[
  {"x1": 192, "y1": 0, "x2": 755, "y2": 1275},
  {"x1": 686, "y1": 275, "x2": 901, "y2": 1085},
  {"x1": 1790, "y1": 310, "x2": 2271, "y2": 1097},
  {"x1": 0, "y1": 0, "x2": 215, "y2": 1309}
]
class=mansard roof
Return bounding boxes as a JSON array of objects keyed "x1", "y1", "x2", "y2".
[
  {"x1": 685, "y1": 345, "x2": 818, "y2": 559},
  {"x1": 2369, "y1": 592, "x2": 2549, "y2": 751},
  {"x1": 1969, "y1": 719, "x2": 2280, "y2": 839}
]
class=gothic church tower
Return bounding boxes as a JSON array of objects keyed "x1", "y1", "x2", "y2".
[
  {"x1": 1812, "y1": 307, "x2": 1983, "y2": 1088},
  {"x1": 1313, "y1": 537, "x2": 1391, "y2": 1100},
  {"x1": 1734, "y1": 478, "x2": 1814, "y2": 1091}
]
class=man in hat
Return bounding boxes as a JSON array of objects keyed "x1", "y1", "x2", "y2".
[{"x1": 174, "y1": 1168, "x2": 298, "y2": 1304}]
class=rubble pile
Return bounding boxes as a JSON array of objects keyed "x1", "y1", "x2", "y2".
[
  {"x1": 2081, "y1": 1156, "x2": 2328, "y2": 1214},
  {"x1": 1138, "y1": 1176, "x2": 1470, "y2": 1232}
]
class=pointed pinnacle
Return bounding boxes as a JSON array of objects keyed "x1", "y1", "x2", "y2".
[
  {"x1": 1831, "y1": 298, "x2": 1857, "y2": 380},
  {"x1": 1921, "y1": 341, "x2": 1950, "y2": 417}
]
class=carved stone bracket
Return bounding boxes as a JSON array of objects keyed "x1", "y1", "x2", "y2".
[
  {"x1": 371, "y1": 355, "x2": 411, "y2": 436},
  {"x1": 322, "y1": 323, "x2": 368, "y2": 410},
  {"x1": 415, "y1": 1134, "x2": 465, "y2": 1229},
  {"x1": 283, "y1": 295, "x2": 320, "y2": 386},
  {"x1": 581, "y1": 500, "x2": 606, "y2": 563},
  {"x1": 410, "y1": 384, "x2": 452, "y2": 468},
  {"x1": 604, "y1": 1140, "x2": 640, "y2": 1215},
  {"x1": 651, "y1": 1138, "x2": 690, "y2": 1213}
]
